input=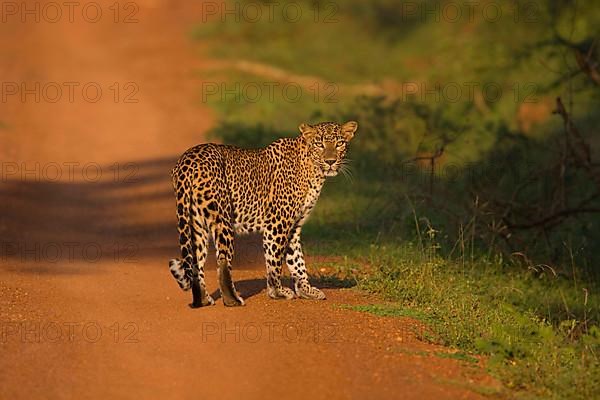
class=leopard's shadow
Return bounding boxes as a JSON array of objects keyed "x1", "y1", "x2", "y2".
[
  {"x1": 209, "y1": 276, "x2": 356, "y2": 301},
  {"x1": 209, "y1": 278, "x2": 265, "y2": 301}
]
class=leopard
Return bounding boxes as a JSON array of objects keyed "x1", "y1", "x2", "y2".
[{"x1": 168, "y1": 121, "x2": 358, "y2": 308}]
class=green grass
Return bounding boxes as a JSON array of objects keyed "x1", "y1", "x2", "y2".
[
  {"x1": 298, "y1": 177, "x2": 600, "y2": 398},
  {"x1": 434, "y1": 351, "x2": 479, "y2": 364},
  {"x1": 343, "y1": 243, "x2": 600, "y2": 399},
  {"x1": 294, "y1": 178, "x2": 600, "y2": 398}
]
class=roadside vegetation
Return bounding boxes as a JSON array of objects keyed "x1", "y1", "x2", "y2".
[{"x1": 195, "y1": 1, "x2": 600, "y2": 398}]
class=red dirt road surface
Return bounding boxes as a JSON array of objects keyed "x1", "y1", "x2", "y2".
[{"x1": 0, "y1": 2, "x2": 500, "y2": 399}]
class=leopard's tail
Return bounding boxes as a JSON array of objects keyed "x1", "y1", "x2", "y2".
[
  {"x1": 168, "y1": 174, "x2": 195, "y2": 291},
  {"x1": 169, "y1": 259, "x2": 192, "y2": 291}
]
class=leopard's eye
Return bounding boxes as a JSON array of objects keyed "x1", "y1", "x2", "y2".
[
  {"x1": 336, "y1": 141, "x2": 345, "y2": 148},
  {"x1": 316, "y1": 142, "x2": 325, "y2": 148}
]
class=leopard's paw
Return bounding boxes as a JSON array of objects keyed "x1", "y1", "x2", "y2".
[
  {"x1": 189, "y1": 293, "x2": 215, "y2": 308},
  {"x1": 204, "y1": 294, "x2": 216, "y2": 306},
  {"x1": 223, "y1": 293, "x2": 245, "y2": 307},
  {"x1": 297, "y1": 286, "x2": 326, "y2": 300},
  {"x1": 267, "y1": 286, "x2": 295, "y2": 300}
]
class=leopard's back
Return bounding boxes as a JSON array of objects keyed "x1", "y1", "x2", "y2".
[{"x1": 172, "y1": 139, "x2": 304, "y2": 234}]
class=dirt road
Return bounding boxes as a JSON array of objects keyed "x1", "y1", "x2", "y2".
[{"x1": 0, "y1": 2, "x2": 499, "y2": 399}]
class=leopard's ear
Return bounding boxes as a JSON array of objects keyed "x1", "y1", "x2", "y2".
[
  {"x1": 299, "y1": 123, "x2": 316, "y2": 140},
  {"x1": 342, "y1": 121, "x2": 358, "y2": 141}
]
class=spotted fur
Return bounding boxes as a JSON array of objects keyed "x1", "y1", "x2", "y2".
[{"x1": 168, "y1": 121, "x2": 358, "y2": 307}]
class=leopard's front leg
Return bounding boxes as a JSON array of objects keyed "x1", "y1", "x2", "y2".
[
  {"x1": 285, "y1": 225, "x2": 326, "y2": 300},
  {"x1": 263, "y1": 228, "x2": 295, "y2": 300}
]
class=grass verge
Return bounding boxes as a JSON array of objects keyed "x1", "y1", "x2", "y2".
[{"x1": 334, "y1": 242, "x2": 600, "y2": 399}]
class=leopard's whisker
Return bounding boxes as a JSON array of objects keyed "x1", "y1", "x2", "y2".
[{"x1": 339, "y1": 163, "x2": 354, "y2": 183}]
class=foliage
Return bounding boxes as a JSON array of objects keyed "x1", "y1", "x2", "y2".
[{"x1": 196, "y1": 1, "x2": 600, "y2": 397}]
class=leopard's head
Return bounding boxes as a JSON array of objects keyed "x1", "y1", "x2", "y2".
[{"x1": 299, "y1": 121, "x2": 358, "y2": 177}]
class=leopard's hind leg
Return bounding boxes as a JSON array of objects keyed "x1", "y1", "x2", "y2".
[
  {"x1": 201, "y1": 191, "x2": 244, "y2": 307},
  {"x1": 189, "y1": 200, "x2": 215, "y2": 308},
  {"x1": 168, "y1": 178, "x2": 195, "y2": 291},
  {"x1": 169, "y1": 164, "x2": 214, "y2": 308},
  {"x1": 211, "y1": 219, "x2": 245, "y2": 307}
]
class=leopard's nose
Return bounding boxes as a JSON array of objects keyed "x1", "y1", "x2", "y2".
[{"x1": 325, "y1": 159, "x2": 336, "y2": 166}]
